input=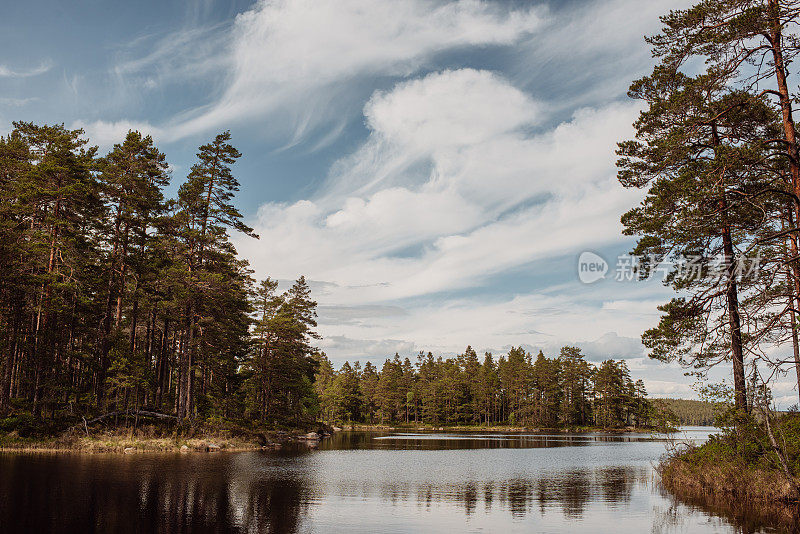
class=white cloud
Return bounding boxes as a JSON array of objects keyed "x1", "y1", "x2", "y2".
[
  {"x1": 228, "y1": 64, "x2": 698, "y2": 391},
  {"x1": 72, "y1": 119, "x2": 165, "y2": 151},
  {"x1": 643, "y1": 380, "x2": 695, "y2": 397},
  {"x1": 96, "y1": 0, "x2": 543, "y2": 142},
  {"x1": 365, "y1": 69, "x2": 537, "y2": 151},
  {"x1": 238, "y1": 69, "x2": 643, "y2": 305},
  {"x1": 0, "y1": 97, "x2": 37, "y2": 107},
  {"x1": 319, "y1": 336, "x2": 418, "y2": 361},
  {"x1": 0, "y1": 60, "x2": 52, "y2": 78},
  {"x1": 573, "y1": 332, "x2": 646, "y2": 361},
  {"x1": 323, "y1": 68, "x2": 539, "y2": 198}
]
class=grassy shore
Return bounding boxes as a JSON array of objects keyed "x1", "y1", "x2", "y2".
[
  {"x1": 0, "y1": 429, "x2": 285, "y2": 453},
  {"x1": 0, "y1": 410, "x2": 339, "y2": 453},
  {"x1": 0, "y1": 421, "x2": 669, "y2": 453},
  {"x1": 0, "y1": 430, "x2": 272, "y2": 453},
  {"x1": 658, "y1": 413, "x2": 800, "y2": 530},
  {"x1": 0, "y1": 424, "x2": 334, "y2": 453},
  {"x1": 343, "y1": 423, "x2": 671, "y2": 433}
]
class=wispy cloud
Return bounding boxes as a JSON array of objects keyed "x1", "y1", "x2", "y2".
[
  {"x1": 82, "y1": 0, "x2": 543, "y2": 144},
  {"x1": 0, "y1": 60, "x2": 52, "y2": 78},
  {"x1": 111, "y1": 23, "x2": 231, "y2": 90},
  {"x1": 173, "y1": 0, "x2": 542, "y2": 139},
  {"x1": 0, "y1": 97, "x2": 38, "y2": 107},
  {"x1": 236, "y1": 69, "x2": 643, "y2": 305}
]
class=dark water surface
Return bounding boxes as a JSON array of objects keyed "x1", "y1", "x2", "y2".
[{"x1": 0, "y1": 428, "x2": 777, "y2": 533}]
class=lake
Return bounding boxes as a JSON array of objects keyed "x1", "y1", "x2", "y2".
[{"x1": 0, "y1": 428, "x2": 776, "y2": 533}]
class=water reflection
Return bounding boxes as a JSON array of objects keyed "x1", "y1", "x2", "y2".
[
  {"x1": 0, "y1": 453, "x2": 314, "y2": 533},
  {"x1": 0, "y1": 430, "x2": 780, "y2": 533},
  {"x1": 320, "y1": 430, "x2": 664, "y2": 450},
  {"x1": 356, "y1": 466, "x2": 643, "y2": 519}
]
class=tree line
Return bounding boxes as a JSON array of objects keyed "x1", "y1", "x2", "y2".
[
  {"x1": 0, "y1": 123, "x2": 320, "y2": 430},
  {"x1": 650, "y1": 398, "x2": 717, "y2": 426},
  {"x1": 314, "y1": 346, "x2": 656, "y2": 428},
  {"x1": 617, "y1": 0, "x2": 800, "y2": 412},
  {"x1": 0, "y1": 121, "x2": 666, "y2": 435}
]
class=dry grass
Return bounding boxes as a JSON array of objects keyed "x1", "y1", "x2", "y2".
[
  {"x1": 0, "y1": 430, "x2": 263, "y2": 453},
  {"x1": 659, "y1": 443, "x2": 800, "y2": 531},
  {"x1": 660, "y1": 451, "x2": 796, "y2": 503}
]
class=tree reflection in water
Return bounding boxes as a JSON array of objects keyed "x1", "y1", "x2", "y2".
[
  {"x1": 366, "y1": 467, "x2": 641, "y2": 519},
  {"x1": 0, "y1": 452, "x2": 314, "y2": 533}
]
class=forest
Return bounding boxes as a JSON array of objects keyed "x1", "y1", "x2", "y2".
[
  {"x1": 314, "y1": 346, "x2": 656, "y2": 428},
  {"x1": 649, "y1": 399, "x2": 716, "y2": 427},
  {"x1": 0, "y1": 123, "x2": 320, "y2": 434}
]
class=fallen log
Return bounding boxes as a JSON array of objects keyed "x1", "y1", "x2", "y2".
[{"x1": 84, "y1": 410, "x2": 178, "y2": 425}]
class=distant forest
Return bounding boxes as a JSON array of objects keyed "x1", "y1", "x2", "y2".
[
  {"x1": 650, "y1": 399, "x2": 717, "y2": 426},
  {"x1": 315, "y1": 346, "x2": 658, "y2": 429}
]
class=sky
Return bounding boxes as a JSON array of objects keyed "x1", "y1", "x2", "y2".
[{"x1": 2, "y1": 0, "x2": 797, "y2": 405}]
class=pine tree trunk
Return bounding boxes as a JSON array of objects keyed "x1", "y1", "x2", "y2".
[
  {"x1": 177, "y1": 305, "x2": 194, "y2": 422},
  {"x1": 787, "y1": 221, "x2": 800, "y2": 405},
  {"x1": 0, "y1": 306, "x2": 20, "y2": 413},
  {"x1": 97, "y1": 202, "x2": 123, "y2": 407},
  {"x1": 115, "y1": 221, "x2": 130, "y2": 328},
  {"x1": 711, "y1": 119, "x2": 747, "y2": 413},
  {"x1": 767, "y1": 2, "x2": 800, "y2": 352},
  {"x1": 129, "y1": 283, "x2": 139, "y2": 355},
  {"x1": 722, "y1": 224, "x2": 748, "y2": 413},
  {"x1": 155, "y1": 317, "x2": 169, "y2": 409}
]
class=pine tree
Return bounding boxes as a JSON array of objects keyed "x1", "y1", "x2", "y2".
[
  {"x1": 172, "y1": 131, "x2": 257, "y2": 422},
  {"x1": 627, "y1": 0, "x2": 800, "y2": 411},
  {"x1": 618, "y1": 65, "x2": 779, "y2": 412},
  {"x1": 558, "y1": 346, "x2": 592, "y2": 426},
  {"x1": 96, "y1": 130, "x2": 169, "y2": 407}
]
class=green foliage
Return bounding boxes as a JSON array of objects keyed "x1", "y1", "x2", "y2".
[
  {"x1": 0, "y1": 413, "x2": 37, "y2": 437},
  {"x1": 0, "y1": 123, "x2": 321, "y2": 435},
  {"x1": 315, "y1": 346, "x2": 655, "y2": 428},
  {"x1": 245, "y1": 276, "x2": 320, "y2": 427},
  {"x1": 650, "y1": 398, "x2": 717, "y2": 426},
  {"x1": 674, "y1": 411, "x2": 800, "y2": 476}
]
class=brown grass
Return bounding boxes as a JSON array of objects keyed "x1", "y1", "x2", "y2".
[
  {"x1": 0, "y1": 430, "x2": 265, "y2": 454},
  {"x1": 659, "y1": 446, "x2": 800, "y2": 531}
]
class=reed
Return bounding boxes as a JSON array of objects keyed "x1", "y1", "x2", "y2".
[{"x1": 658, "y1": 415, "x2": 800, "y2": 531}]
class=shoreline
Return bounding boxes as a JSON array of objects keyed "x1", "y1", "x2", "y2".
[
  {"x1": 0, "y1": 430, "x2": 328, "y2": 454},
  {"x1": 0, "y1": 435, "x2": 263, "y2": 454},
  {"x1": 658, "y1": 442, "x2": 800, "y2": 531},
  {"x1": 343, "y1": 423, "x2": 676, "y2": 434},
  {"x1": 0, "y1": 424, "x2": 681, "y2": 454}
]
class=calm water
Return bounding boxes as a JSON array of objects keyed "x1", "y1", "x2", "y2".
[{"x1": 0, "y1": 428, "x2": 777, "y2": 533}]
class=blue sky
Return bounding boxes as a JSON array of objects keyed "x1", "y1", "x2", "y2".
[{"x1": 4, "y1": 0, "x2": 791, "y2": 403}]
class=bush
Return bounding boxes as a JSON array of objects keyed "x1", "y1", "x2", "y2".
[{"x1": 0, "y1": 413, "x2": 38, "y2": 437}]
